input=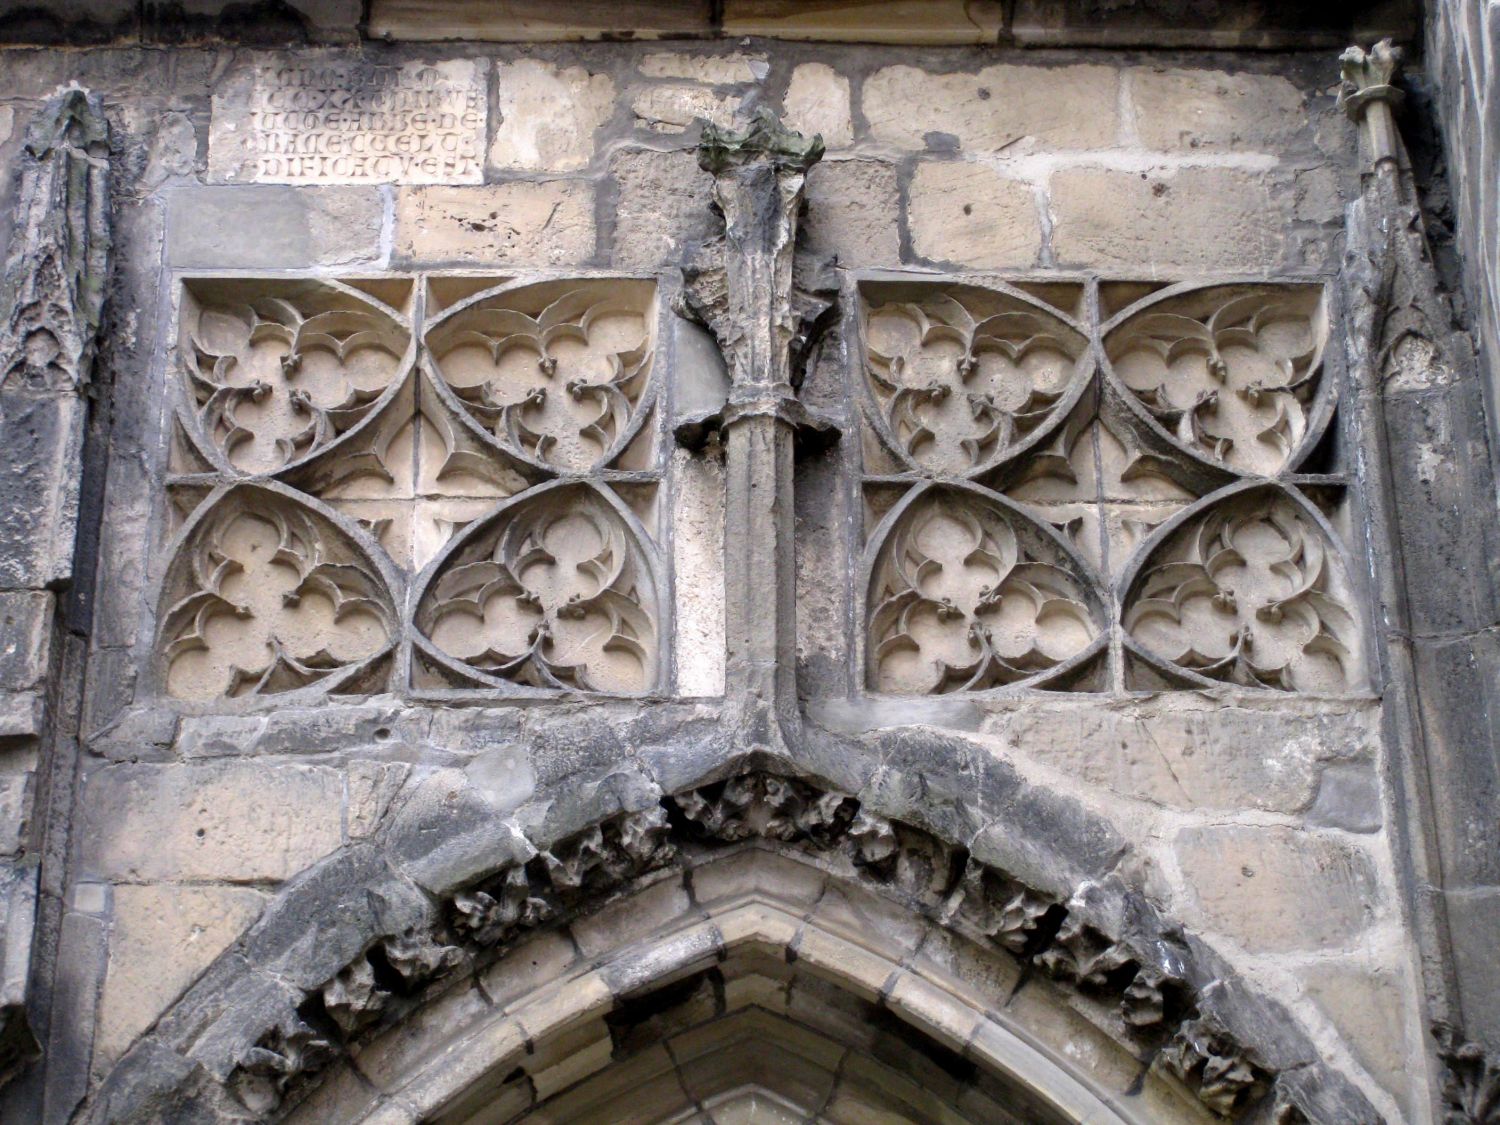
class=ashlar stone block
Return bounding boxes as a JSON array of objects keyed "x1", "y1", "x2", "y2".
[
  {"x1": 1173, "y1": 824, "x2": 1379, "y2": 953},
  {"x1": 1050, "y1": 166, "x2": 1289, "y2": 273},
  {"x1": 995, "y1": 704, "x2": 1379, "y2": 815},
  {"x1": 638, "y1": 52, "x2": 767, "y2": 84},
  {"x1": 393, "y1": 182, "x2": 595, "y2": 265},
  {"x1": 490, "y1": 59, "x2": 614, "y2": 171},
  {"x1": 164, "y1": 185, "x2": 383, "y2": 269},
  {"x1": 1129, "y1": 67, "x2": 1309, "y2": 152},
  {"x1": 631, "y1": 84, "x2": 742, "y2": 133},
  {"x1": 82, "y1": 762, "x2": 345, "y2": 882},
  {"x1": 864, "y1": 63, "x2": 1119, "y2": 152},
  {"x1": 608, "y1": 147, "x2": 715, "y2": 268},
  {"x1": 0, "y1": 592, "x2": 53, "y2": 693},
  {"x1": 907, "y1": 161, "x2": 1040, "y2": 268},
  {"x1": 209, "y1": 58, "x2": 485, "y2": 185},
  {"x1": 0, "y1": 394, "x2": 86, "y2": 588},
  {"x1": 782, "y1": 62, "x2": 853, "y2": 148},
  {"x1": 95, "y1": 884, "x2": 266, "y2": 1068},
  {"x1": 1301, "y1": 961, "x2": 1421, "y2": 1117},
  {"x1": 802, "y1": 158, "x2": 900, "y2": 266}
]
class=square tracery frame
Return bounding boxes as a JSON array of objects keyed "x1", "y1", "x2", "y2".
[
  {"x1": 837, "y1": 272, "x2": 1377, "y2": 701},
  {"x1": 151, "y1": 270, "x2": 695, "y2": 710}
]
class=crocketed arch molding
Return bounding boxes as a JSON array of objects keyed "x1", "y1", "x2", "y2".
[
  {"x1": 83, "y1": 759, "x2": 1381, "y2": 1124},
  {"x1": 285, "y1": 849, "x2": 1195, "y2": 1124}
]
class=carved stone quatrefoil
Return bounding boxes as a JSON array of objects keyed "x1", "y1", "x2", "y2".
[
  {"x1": 413, "y1": 483, "x2": 658, "y2": 694},
  {"x1": 867, "y1": 486, "x2": 1103, "y2": 693},
  {"x1": 1123, "y1": 487, "x2": 1361, "y2": 692}
]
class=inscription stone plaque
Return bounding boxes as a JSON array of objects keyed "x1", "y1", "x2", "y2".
[{"x1": 209, "y1": 58, "x2": 485, "y2": 184}]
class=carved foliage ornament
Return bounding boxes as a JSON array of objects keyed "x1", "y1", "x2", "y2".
[
  {"x1": 225, "y1": 772, "x2": 1290, "y2": 1122},
  {"x1": 1432, "y1": 1022, "x2": 1500, "y2": 1125}
]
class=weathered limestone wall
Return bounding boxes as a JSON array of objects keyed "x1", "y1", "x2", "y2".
[
  {"x1": 1423, "y1": 0, "x2": 1500, "y2": 1056},
  {"x1": 0, "y1": 25, "x2": 1460, "y2": 1124}
]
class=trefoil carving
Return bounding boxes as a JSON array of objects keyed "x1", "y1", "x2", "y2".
[
  {"x1": 414, "y1": 484, "x2": 657, "y2": 694},
  {"x1": 867, "y1": 487, "x2": 1101, "y2": 693}
]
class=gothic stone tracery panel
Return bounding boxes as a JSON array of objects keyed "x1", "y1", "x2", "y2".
[
  {"x1": 159, "y1": 274, "x2": 666, "y2": 703},
  {"x1": 853, "y1": 279, "x2": 1364, "y2": 697},
  {"x1": 155, "y1": 273, "x2": 1364, "y2": 706}
]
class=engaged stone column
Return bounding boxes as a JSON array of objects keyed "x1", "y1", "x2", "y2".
[
  {"x1": 680, "y1": 110, "x2": 832, "y2": 750},
  {"x1": 1339, "y1": 38, "x2": 1500, "y2": 1118},
  {"x1": 1339, "y1": 39, "x2": 1403, "y2": 173},
  {"x1": 0, "y1": 87, "x2": 112, "y2": 1087}
]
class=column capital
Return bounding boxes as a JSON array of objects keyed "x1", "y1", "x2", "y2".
[{"x1": 697, "y1": 107, "x2": 825, "y2": 175}]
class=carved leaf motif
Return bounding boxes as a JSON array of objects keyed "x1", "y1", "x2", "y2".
[
  {"x1": 865, "y1": 293, "x2": 1082, "y2": 475},
  {"x1": 1125, "y1": 491, "x2": 1359, "y2": 692},
  {"x1": 1159, "y1": 1016, "x2": 1266, "y2": 1116},
  {"x1": 417, "y1": 486, "x2": 656, "y2": 693},
  {"x1": 1434, "y1": 1021, "x2": 1500, "y2": 1124},
  {"x1": 427, "y1": 283, "x2": 654, "y2": 472},
  {"x1": 181, "y1": 288, "x2": 409, "y2": 473},
  {"x1": 868, "y1": 490, "x2": 1099, "y2": 693},
  {"x1": 229, "y1": 1015, "x2": 335, "y2": 1116},
  {"x1": 1107, "y1": 286, "x2": 1327, "y2": 476},
  {"x1": 161, "y1": 495, "x2": 395, "y2": 701}
]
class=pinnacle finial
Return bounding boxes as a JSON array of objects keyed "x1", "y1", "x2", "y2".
[{"x1": 1338, "y1": 38, "x2": 1404, "y2": 119}]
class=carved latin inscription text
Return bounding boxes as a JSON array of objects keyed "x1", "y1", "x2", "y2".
[{"x1": 210, "y1": 60, "x2": 485, "y2": 184}]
